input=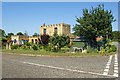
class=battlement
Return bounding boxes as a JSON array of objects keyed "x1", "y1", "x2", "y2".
[{"x1": 41, "y1": 23, "x2": 70, "y2": 27}]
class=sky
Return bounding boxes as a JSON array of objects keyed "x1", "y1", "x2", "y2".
[{"x1": 2, "y1": 2, "x2": 118, "y2": 36}]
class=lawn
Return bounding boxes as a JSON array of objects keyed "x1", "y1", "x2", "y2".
[{"x1": 2, "y1": 49, "x2": 115, "y2": 57}]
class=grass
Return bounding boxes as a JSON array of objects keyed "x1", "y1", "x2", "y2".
[{"x1": 2, "y1": 49, "x2": 116, "y2": 57}]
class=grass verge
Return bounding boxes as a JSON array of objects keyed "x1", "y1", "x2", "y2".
[{"x1": 2, "y1": 49, "x2": 116, "y2": 57}]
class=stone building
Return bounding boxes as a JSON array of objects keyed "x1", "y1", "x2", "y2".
[
  {"x1": 40, "y1": 23, "x2": 75, "y2": 39},
  {"x1": 11, "y1": 23, "x2": 76, "y2": 45}
]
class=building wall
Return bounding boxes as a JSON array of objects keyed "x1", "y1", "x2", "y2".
[
  {"x1": 11, "y1": 35, "x2": 19, "y2": 41},
  {"x1": 11, "y1": 35, "x2": 29, "y2": 45},
  {"x1": 29, "y1": 36, "x2": 39, "y2": 44},
  {"x1": 11, "y1": 35, "x2": 20, "y2": 44}
]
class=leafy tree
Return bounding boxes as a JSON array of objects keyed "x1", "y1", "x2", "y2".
[
  {"x1": 49, "y1": 33, "x2": 70, "y2": 51},
  {"x1": 0, "y1": 29, "x2": 6, "y2": 48},
  {"x1": 16, "y1": 32, "x2": 23, "y2": 35},
  {"x1": 40, "y1": 34, "x2": 50, "y2": 46},
  {"x1": 33, "y1": 33, "x2": 39, "y2": 37},
  {"x1": 0, "y1": 29, "x2": 5, "y2": 38},
  {"x1": 73, "y1": 4, "x2": 116, "y2": 47},
  {"x1": 111, "y1": 31, "x2": 120, "y2": 41},
  {"x1": 7, "y1": 33, "x2": 14, "y2": 38}
]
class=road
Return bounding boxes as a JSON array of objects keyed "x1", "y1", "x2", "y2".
[{"x1": 2, "y1": 52, "x2": 119, "y2": 79}]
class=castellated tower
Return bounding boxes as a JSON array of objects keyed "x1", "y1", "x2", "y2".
[{"x1": 40, "y1": 23, "x2": 71, "y2": 36}]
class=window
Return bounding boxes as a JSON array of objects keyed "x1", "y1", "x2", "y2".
[
  {"x1": 54, "y1": 27, "x2": 58, "y2": 34},
  {"x1": 35, "y1": 39, "x2": 37, "y2": 44},
  {"x1": 43, "y1": 28, "x2": 46, "y2": 34}
]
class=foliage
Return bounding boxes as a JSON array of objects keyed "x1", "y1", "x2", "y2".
[
  {"x1": 87, "y1": 46, "x2": 98, "y2": 53},
  {"x1": 1, "y1": 38, "x2": 7, "y2": 43},
  {"x1": 0, "y1": 29, "x2": 6, "y2": 38},
  {"x1": 32, "y1": 44, "x2": 38, "y2": 50},
  {"x1": 24, "y1": 42, "x2": 32, "y2": 46},
  {"x1": 110, "y1": 45, "x2": 117, "y2": 52},
  {"x1": 99, "y1": 43, "x2": 117, "y2": 54},
  {"x1": 7, "y1": 33, "x2": 14, "y2": 39},
  {"x1": 18, "y1": 45, "x2": 30, "y2": 50},
  {"x1": 1, "y1": 38, "x2": 7, "y2": 49},
  {"x1": 111, "y1": 31, "x2": 120, "y2": 42},
  {"x1": 73, "y1": 4, "x2": 116, "y2": 47},
  {"x1": 49, "y1": 33, "x2": 70, "y2": 52},
  {"x1": 33, "y1": 33, "x2": 39, "y2": 37},
  {"x1": 44, "y1": 44, "x2": 51, "y2": 51},
  {"x1": 11, "y1": 45, "x2": 19, "y2": 49},
  {"x1": 16, "y1": 32, "x2": 24, "y2": 35},
  {"x1": 40, "y1": 34, "x2": 50, "y2": 46}
]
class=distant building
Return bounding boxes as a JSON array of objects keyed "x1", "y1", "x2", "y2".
[
  {"x1": 11, "y1": 35, "x2": 29, "y2": 45},
  {"x1": 40, "y1": 23, "x2": 75, "y2": 39},
  {"x1": 29, "y1": 36, "x2": 40, "y2": 44},
  {"x1": 11, "y1": 23, "x2": 76, "y2": 45}
]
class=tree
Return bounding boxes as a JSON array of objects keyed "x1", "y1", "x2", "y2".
[
  {"x1": 40, "y1": 34, "x2": 50, "y2": 46},
  {"x1": 49, "y1": 33, "x2": 70, "y2": 51},
  {"x1": 0, "y1": 29, "x2": 7, "y2": 48},
  {"x1": 16, "y1": 32, "x2": 23, "y2": 36},
  {"x1": 0, "y1": 29, "x2": 5, "y2": 38},
  {"x1": 7, "y1": 33, "x2": 14, "y2": 38},
  {"x1": 33, "y1": 33, "x2": 39, "y2": 37},
  {"x1": 73, "y1": 4, "x2": 116, "y2": 47},
  {"x1": 111, "y1": 31, "x2": 120, "y2": 41}
]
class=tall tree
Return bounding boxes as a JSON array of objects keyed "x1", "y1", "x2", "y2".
[
  {"x1": 16, "y1": 32, "x2": 23, "y2": 36},
  {"x1": 33, "y1": 33, "x2": 39, "y2": 37},
  {"x1": 73, "y1": 4, "x2": 116, "y2": 46}
]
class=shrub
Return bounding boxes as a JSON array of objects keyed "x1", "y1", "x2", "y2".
[
  {"x1": 110, "y1": 45, "x2": 117, "y2": 52},
  {"x1": 32, "y1": 44, "x2": 38, "y2": 50},
  {"x1": 99, "y1": 47, "x2": 106, "y2": 55},
  {"x1": 11, "y1": 45, "x2": 19, "y2": 49},
  {"x1": 44, "y1": 45, "x2": 51, "y2": 51},
  {"x1": 19, "y1": 45, "x2": 30, "y2": 50},
  {"x1": 87, "y1": 46, "x2": 98, "y2": 53},
  {"x1": 25, "y1": 42, "x2": 31, "y2": 46},
  {"x1": 100, "y1": 43, "x2": 117, "y2": 53}
]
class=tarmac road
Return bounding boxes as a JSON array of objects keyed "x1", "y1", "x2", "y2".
[{"x1": 2, "y1": 52, "x2": 118, "y2": 79}]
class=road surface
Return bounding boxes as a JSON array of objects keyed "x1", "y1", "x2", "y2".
[{"x1": 2, "y1": 52, "x2": 119, "y2": 79}]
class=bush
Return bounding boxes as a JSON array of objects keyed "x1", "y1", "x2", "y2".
[
  {"x1": 109, "y1": 45, "x2": 117, "y2": 52},
  {"x1": 44, "y1": 45, "x2": 51, "y2": 51},
  {"x1": 32, "y1": 44, "x2": 38, "y2": 50},
  {"x1": 100, "y1": 47, "x2": 106, "y2": 55},
  {"x1": 25, "y1": 42, "x2": 31, "y2": 46},
  {"x1": 19, "y1": 45, "x2": 30, "y2": 50},
  {"x1": 11, "y1": 45, "x2": 19, "y2": 49},
  {"x1": 100, "y1": 43, "x2": 117, "y2": 54},
  {"x1": 87, "y1": 46, "x2": 98, "y2": 53}
]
